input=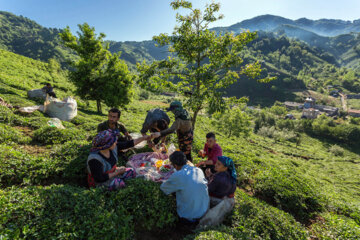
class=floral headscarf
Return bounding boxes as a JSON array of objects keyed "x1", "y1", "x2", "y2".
[
  {"x1": 90, "y1": 129, "x2": 118, "y2": 152},
  {"x1": 218, "y1": 156, "x2": 237, "y2": 184}
]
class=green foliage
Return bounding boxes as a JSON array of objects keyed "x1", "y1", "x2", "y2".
[
  {"x1": 33, "y1": 126, "x2": 87, "y2": 145},
  {"x1": 189, "y1": 190, "x2": 309, "y2": 239},
  {"x1": 329, "y1": 144, "x2": 345, "y2": 156},
  {"x1": 213, "y1": 107, "x2": 252, "y2": 137},
  {"x1": 111, "y1": 178, "x2": 177, "y2": 230},
  {"x1": 311, "y1": 213, "x2": 360, "y2": 240},
  {"x1": 0, "y1": 123, "x2": 31, "y2": 144},
  {"x1": 269, "y1": 105, "x2": 287, "y2": 116},
  {"x1": 60, "y1": 23, "x2": 134, "y2": 112},
  {"x1": 0, "y1": 185, "x2": 133, "y2": 239},
  {"x1": 137, "y1": 0, "x2": 273, "y2": 128},
  {"x1": 253, "y1": 168, "x2": 323, "y2": 222}
]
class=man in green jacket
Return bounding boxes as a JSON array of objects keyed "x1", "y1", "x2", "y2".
[{"x1": 97, "y1": 108, "x2": 131, "y2": 141}]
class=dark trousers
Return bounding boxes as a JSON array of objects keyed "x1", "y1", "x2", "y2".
[
  {"x1": 48, "y1": 92, "x2": 57, "y2": 98},
  {"x1": 200, "y1": 165, "x2": 216, "y2": 174},
  {"x1": 186, "y1": 153, "x2": 193, "y2": 162}
]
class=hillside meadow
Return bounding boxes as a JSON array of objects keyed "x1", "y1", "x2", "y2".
[{"x1": 0, "y1": 49, "x2": 360, "y2": 239}]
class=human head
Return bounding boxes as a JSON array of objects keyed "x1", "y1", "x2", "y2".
[
  {"x1": 217, "y1": 156, "x2": 237, "y2": 183},
  {"x1": 90, "y1": 130, "x2": 118, "y2": 152},
  {"x1": 206, "y1": 132, "x2": 216, "y2": 148},
  {"x1": 166, "y1": 101, "x2": 182, "y2": 112},
  {"x1": 215, "y1": 160, "x2": 228, "y2": 173},
  {"x1": 169, "y1": 151, "x2": 187, "y2": 170},
  {"x1": 46, "y1": 83, "x2": 51, "y2": 87},
  {"x1": 108, "y1": 108, "x2": 121, "y2": 124}
]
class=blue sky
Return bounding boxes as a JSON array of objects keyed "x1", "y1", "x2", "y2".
[{"x1": 1, "y1": 0, "x2": 360, "y2": 41}]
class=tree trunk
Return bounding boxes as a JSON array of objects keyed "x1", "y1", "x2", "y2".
[
  {"x1": 192, "y1": 109, "x2": 199, "y2": 131},
  {"x1": 96, "y1": 100, "x2": 102, "y2": 113}
]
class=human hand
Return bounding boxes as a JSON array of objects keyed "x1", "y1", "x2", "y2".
[
  {"x1": 151, "y1": 132, "x2": 161, "y2": 139},
  {"x1": 205, "y1": 168, "x2": 212, "y2": 178},
  {"x1": 116, "y1": 166, "x2": 126, "y2": 175}
]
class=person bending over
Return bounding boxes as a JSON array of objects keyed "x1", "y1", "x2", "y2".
[
  {"x1": 141, "y1": 108, "x2": 170, "y2": 148},
  {"x1": 152, "y1": 101, "x2": 194, "y2": 161}
]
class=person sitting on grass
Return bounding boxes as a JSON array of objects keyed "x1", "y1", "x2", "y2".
[
  {"x1": 42, "y1": 83, "x2": 57, "y2": 98},
  {"x1": 141, "y1": 108, "x2": 170, "y2": 148},
  {"x1": 160, "y1": 151, "x2": 209, "y2": 227},
  {"x1": 205, "y1": 156, "x2": 237, "y2": 206},
  {"x1": 87, "y1": 129, "x2": 151, "y2": 190},
  {"x1": 97, "y1": 108, "x2": 132, "y2": 141},
  {"x1": 196, "y1": 132, "x2": 222, "y2": 174}
]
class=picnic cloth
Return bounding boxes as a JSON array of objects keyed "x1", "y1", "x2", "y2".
[{"x1": 126, "y1": 152, "x2": 175, "y2": 182}]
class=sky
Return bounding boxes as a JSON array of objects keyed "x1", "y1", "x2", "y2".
[{"x1": 1, "y1": 0, "x2": 360, "y2": 42}]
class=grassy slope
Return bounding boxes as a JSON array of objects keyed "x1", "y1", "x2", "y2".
[{"x1": 0, "y1": 49, "x2": 359, "y2": 239}]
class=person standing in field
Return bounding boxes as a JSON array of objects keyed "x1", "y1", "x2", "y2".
[{"x1": 152, "y1": 101, "x2": 194, "y2": 161}]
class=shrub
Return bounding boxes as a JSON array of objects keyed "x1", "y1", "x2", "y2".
[
  {"x1": 0, "y1": 181, "x2": 177, "y2": 239},
  {"x1": 189, "y1": 190, "x2": 309, "y2": 240},
  {"x1": 311, "y1": 213, "x2": 360, "y2": 240},
  {"x1": 0, "y1": 185, "x2": 133, "y2": 239},
  {"x1": 329, "y1": 144, "x2": 344, "y2": 156},
  {"x1": 253, "y1": 168, "x2": 323, "y2": 222},
  {"x1": 0, "y1": 123, "x2": 31, "y2": 144},
  {"x1": 33, "y1": 126, "x2": 87, "y2": 145},
  {"x1": 111, "y1": 178, "x2": 177, "y2": 230},
  {"x1": 213, "y1": 109, "x2": 252, "y2": 138}
]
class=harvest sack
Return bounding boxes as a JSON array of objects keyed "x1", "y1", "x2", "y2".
[
  {"x1": 44, "y1": 96, "x2": 77, "y2": 121},
  {"x1": 18, "y1": 105, "x2": 44, "y2": 114},
  {"x1": 27, "y1": 89, "x2": 47, "y2": 99},
  {"x1": 198, "y1": 197, "x2": 235, "y2": 228}
]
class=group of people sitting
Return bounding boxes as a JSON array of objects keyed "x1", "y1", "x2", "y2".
[{"x1": 86, "y1": 101, "x2": 237, "y2": 226}]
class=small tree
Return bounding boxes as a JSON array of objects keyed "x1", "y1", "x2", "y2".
[
  {"x1": 137, "y1": 0, "x2": 273, "y2": 129},
  {"x1": 60, "y1": 23, "x2": 133, "y2": 112}
]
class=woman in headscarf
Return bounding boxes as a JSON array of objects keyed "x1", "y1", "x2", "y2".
[
  {"x1": 87, "y1": 129, "x2": 150, "y2": 190},
  {"x1": 205, "y1": 156, "x2": 237, "y2": 206},
  {"x1": 152, "y1": 101, "x2": 194, "y2": 161}
]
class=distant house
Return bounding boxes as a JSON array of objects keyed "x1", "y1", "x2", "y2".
[
  {"x1": 304, "y1": 97, "x2": 316, "y2": 109},
  {"x1": 284, "y1": 101, "x2": 302, "y2": 110},
  {"x1": 348, "y1": 109, "x2": 360, "y2": 117},
  {"x1": 316, "y1": 105, "x2": 339, "y2": 116},
  {"x1": 161, "y1": 92, "x2": 176, "y2": 97},
  {"x1": 302, "y1": 108, "x2": 320, "y2": 119}
]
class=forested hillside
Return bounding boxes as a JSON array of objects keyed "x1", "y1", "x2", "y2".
[{"x1": 1, "y1": 11, "x2": 359, "y2": 107}]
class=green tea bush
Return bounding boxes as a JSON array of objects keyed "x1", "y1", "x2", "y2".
[
  {"x1": 311, "y1": 213, "x2": 360, "y2": 240},
  {"x1": 229, "y1": 190, "x2": 308, "y2": 239},
  {"x1": 0, "y1": 185, "x2": 134, "y2": 240},
  {"x1": 0, "y1": 145, "x2": 65, "y2": 186},
  {"x1": 0, "y1": 123, "x2": 31, "y2": 144},
  {"x1": 329, "y1": 144, "x2": 345, "y2": 156},
  {"x1": 51, "y1": 140, "x2": 91, "y2": 186},
  {"x1": 33, "y1": 126, "x2": 87, "y2": 145},
  {"x1": 189, "y1": 190, "x2": 309, "y2": 240},
  {"x1": 253, "y1": 168, "x2": 323, "y2": 222},
  {"x1": 110, "y1": 178, "x2": 177, "y2": 230}
]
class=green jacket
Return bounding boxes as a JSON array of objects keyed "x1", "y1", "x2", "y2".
[{"x1": 97, "y1": 120, "x2": 128, "y2": 135}]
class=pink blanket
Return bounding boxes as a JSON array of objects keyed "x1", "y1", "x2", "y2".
[{"x1": 127, "y1": 152, "x2": 175, "y2": 182}]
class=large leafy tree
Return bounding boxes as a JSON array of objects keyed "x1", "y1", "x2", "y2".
[
  {"x1": 60, "y1": 23, "x2": 133, "y2": 112},
  {"x1": 137, "y1": 0, "x2": 273, "y2": 128}
]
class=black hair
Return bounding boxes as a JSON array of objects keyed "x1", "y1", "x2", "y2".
[
  {"x1": 46, "y1": 83, "x2": 51, "y2": 87},
  {"x1": 169, "y1": 151, "x2": 187, "y2": 167},
  {"x1": 206, "y1": 132, "x2": 216, "y2": 139},
  {"x1": 109, "y1": 108, "x2": 121, "y2": 118},
  {"x1": 156, "y1": 119, "x2": 168, "y2": 131}
]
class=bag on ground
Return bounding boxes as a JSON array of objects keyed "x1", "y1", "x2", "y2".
[
  {"x1": 27, "y1": 89, "x2": 46, "y2": 99},
  {"x1": 44, "y1": 96, "x2": 77, "y2": 121}
]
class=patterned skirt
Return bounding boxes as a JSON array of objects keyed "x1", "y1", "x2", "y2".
[{"x1": 177, "y1": 130, "x2": 193, "y2": 155}]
